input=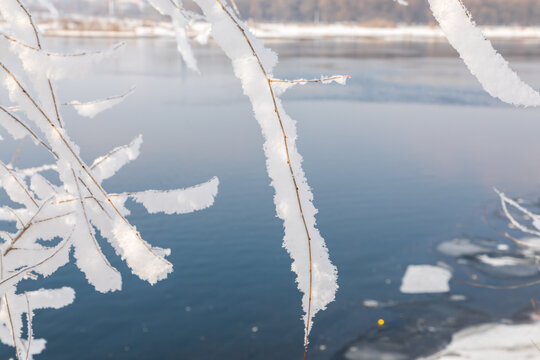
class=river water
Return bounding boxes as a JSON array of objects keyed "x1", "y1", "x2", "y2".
[{"x1": 1, "y1": 37, "x2": 540, "y2": 359}]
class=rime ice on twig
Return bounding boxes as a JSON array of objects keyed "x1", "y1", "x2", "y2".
[
  {"x1": 428, "y1": 0, "x2": 540, "y2": 107},
  {"x1": 187, "y1": 0, "x2": 344, "y2": 355},
  {"x1": 0, "y1": 1, "x2": 218, "y2": 358},
  {"x1": 65, "y1": 87, "x2": 136, "y2": 118},
  {"x1": 270, "y1": 75, "x2": 350, "y2": 95}
]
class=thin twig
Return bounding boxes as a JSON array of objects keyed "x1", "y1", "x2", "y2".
[
  {"x1": 482, "y1": 206, "x2": 535, "y2": 249},
  {"x1": 14, "y1": 0, "x2": 65, "y2": 129},
  {"x1": 229, "y1": 0, "x2": 241, "y2": 17},
  {"x1": 15, "y1": 0, "x2": 41, "y2": 49},
  {"x1": 0, "y1": 161, "x2": 38, "y2": 208},
  {"x1": 456, "y1": 0, "x2": 472, "y2": 19},
  {"x1": 4, "y1": 198, "x2": 53, "y2": 256},
  {"x1": 34, "y1": 212, "x2": 73, "y2": 224},
  {"x1": 1, "y1": 34, "x2": 124, "y2": 57},
  {"x1": 9, "y1": 138, "x2": 26, "y2": 167},
  {"x1": 64, "y1": 87, "x2": 135, "y2": 108},
  {"x1": 0, "y1": 232, "x2": 73, "y2": 290},
  {"x1": 48, "y1": 80, "x2": 63, "y2": 128},
  {"x1": 77, "y1": 176, "x2": 108, "y2": 216},
  {"x1": 90, "y1": 139, "x2": 136, "y2": 170},
  {"x1": 5, "y1": 208, "x2": 23, "y2": 227},
  {"x1": 24, "y1": 293, "x2": 32, "y2": 360},
  {"x1": 4, "y1": 295, "x2": 21, "y2": 360},
  {"x1": 0, "y1": 106, "x2": 57, "y2": 158}
]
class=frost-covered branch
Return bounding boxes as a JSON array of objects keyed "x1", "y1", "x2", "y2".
[
  {"x1": 65, "y1": 87, "x2": 136, "y2": 119},
  {"x1": 147, "y1": 0, "x2": 199, "y2": 72},
  {"x1": 428, "y1": 0, "x2": 540, "y2": 107},
  {"x1": 0, "y1": 1, "x2": 219, "y2": 358},
  {"x1": 160, "y1": 0, "x2": 348, "y2": 356}
]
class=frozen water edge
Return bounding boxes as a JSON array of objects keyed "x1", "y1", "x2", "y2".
[
  {"x1": 420, "y1": 320, "x2": 540, "y2": 360},
  {"x1": 338, "y1": 299, "x2": 493, "y2": 360},
  {"x1": 338, "y1": 298, "x2": 540, "y2": 360}
]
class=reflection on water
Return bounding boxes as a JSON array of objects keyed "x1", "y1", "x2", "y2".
[{"x1": 1, "y1": 38, "x2": 540, "y2": 359}]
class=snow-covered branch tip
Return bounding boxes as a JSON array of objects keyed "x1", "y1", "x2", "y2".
[
  {"x1": 269, "y1": 75, "x2": 351, "y2": 95},
  {"x1": 428, "y1": 0, "x2": 540, "y2": 107},
  {"x1": 64, "y1": 87, "x2": 136, "y2": 118},
  {"x1": 147, "y1": 0, "x2": 200, "y2": 72},
  {"x1": 0, "y1": 0, "x2": 218, "y2": 358}
]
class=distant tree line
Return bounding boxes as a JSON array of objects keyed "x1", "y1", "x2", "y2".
[
  {"x1": 226, "y1": 0, "x2": 540, "y2": 26},
  {"x1": 43, "y1": 0, "x2": 540, "y2": 26}
]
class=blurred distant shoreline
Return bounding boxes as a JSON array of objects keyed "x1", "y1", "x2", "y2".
[{"x1": 3, "y1": 17, "x2": 540, "y2": 41}]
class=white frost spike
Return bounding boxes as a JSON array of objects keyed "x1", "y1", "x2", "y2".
[
  {"x1": 111, "y1": 219, "x2": 172, "y2": 285},
  {"x1": 24, "y1": 287, "x2": 75, "y2": 310},
  {"x1": 131, "y1": 176, "x2": 219, "y2": 215},
  {"x1": 0, "y1": 207, "x2": 17, "y2": 222},
  {"x1": 147, "y1": 0, "x2": 199, "y2": 72},
  {"x1": 91, "y1": 134, "x2": 143, "y2": 183},
  {"x1": 428, "y1": 0, "x2": 540, "y2": 107},
  {"x1": 17, "y1": 164, "x2": 57, "y2": 178},
  {"x1": 72, "y1": 213, "x2": 122, "y2": 293},
  {"x1": 271, "y1": 75, "x2": 349, "y2": 96},
  {"x1": 0, "y1": 161, "x2": 38, "y2": 211},
  {"x1": 30, "y1": 173, "x2": 58, "y2": 200},
  {"x1": 0, "y1": 106, "x2": 31, "y2": 140},
  {"x1": 3, "y1": 36, "x2": 126, "y2": 82},
  {"x1": 0, "y1": 1, "x2": 42, "y2": 46},
  {"x1": 66, "y1": 87, "x2": 135, "y2": 119},
  {"x1": 393, "y1": 0, "x2": 408, "y2": 6},
  {"x1": 193, "y1": 0, "x2": 338, "y2": 344}
]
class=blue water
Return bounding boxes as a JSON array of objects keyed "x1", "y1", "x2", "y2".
[{"x1": 1, "y1": 38, "x2": 540, "y2": 359}]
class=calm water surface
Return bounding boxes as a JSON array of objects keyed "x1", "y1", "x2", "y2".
[{"x1": 1, "y1": 38, "x2": 540, "y2": 359}]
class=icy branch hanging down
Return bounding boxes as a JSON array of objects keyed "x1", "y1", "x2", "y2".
[
  {"x1": 428, "y1": 0, "x2": 540, "y2": 107},
  {"x1": 165, "y1": 0, "x2": 347, "y2": 355},
  {"x1": 0, "y1": 1, "x2": 218, "y2": 358},
  {"x1": 146, "y1": 0, "x2": 200, "y2": 72}
]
